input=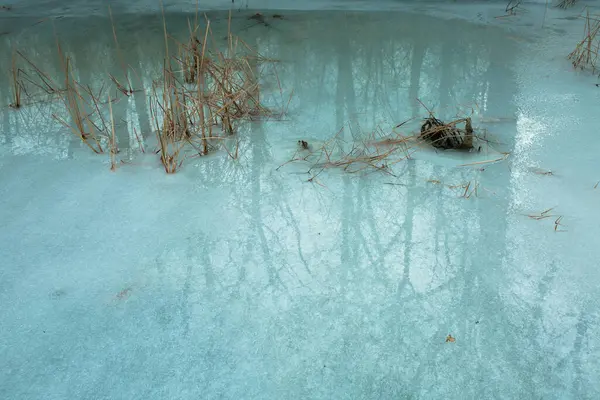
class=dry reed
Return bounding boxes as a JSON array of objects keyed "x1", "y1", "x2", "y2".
[
  {"x1": 554, "y1": 215, "x2": 565, "y2": 231},
  {"x1": 9, "y1": 6, "x2": 281, "y2": 173},
  {"x1": 107, "y1": 93, "x2": 118, "y2": 171},
  {"x1": 526, "y1": 207, "x2": 555, "y2": 220},
  {"x1": 278, "y1": 124, "x2": 416, "y2": 179},
  {"x1": 53, "y1": 43, "x2": 105, "y2": 154},
  {"x1": 16, "y1": 50, "x2": 61, "y2": 95},
  {"x1": 568, "y1": 10, "x2": 600, "y2": 72},
  {"x1": 147, "y1": 8, "x2": 278, "y2": 171}
]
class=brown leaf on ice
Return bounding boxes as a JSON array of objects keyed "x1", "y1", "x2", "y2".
[{"x1": 116, "y1": 287, "x2": 132, "y2": 300}]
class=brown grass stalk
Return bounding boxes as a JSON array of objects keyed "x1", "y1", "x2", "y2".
[
  {"x1": 54, "y1": 43, "x2": 104, "y2": 153},
  {"x1": 279, "y1": 125, "x2": 416, "y2": 177},
  {"x1": 526, "y1": 207, "x2": 555, "y2": 220},
  {"x1": 459, "y1": 181, "x2": 479, "y2": 198},
  {"x1": 148, "y1": 8, "x2": 279, "y2": 168},
  {"x1": 568, "y1": 9, "x2": 600, "y2": 72},
  {"x1": 151, "y1": 66, "x2": 187, "y2": 173},
  {"x1": 107, "y1": 93, "x2": 117, "y2": 171},
  {"x1": 133, "y1": 127, "x2": 145, "y2": 153},
  {"x1": 198, "y1": 20, "x2": 210, "y2": 154},
  {"x1": 554, "y1": 216, "x2": 566, "y2": 232},
  {"x1": 16, "y1": 50, "x2": 61, "y2": 95}
]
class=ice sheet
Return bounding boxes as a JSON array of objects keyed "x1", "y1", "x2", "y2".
[{"x1": 1, "y1": 2, "x2": 600, "y2": 399}]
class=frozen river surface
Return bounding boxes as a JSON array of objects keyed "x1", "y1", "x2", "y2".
[{"x1": 1, "y1": 1, "x2": 600, "y2": 399}]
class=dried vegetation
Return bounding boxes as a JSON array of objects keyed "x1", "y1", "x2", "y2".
[
  {"x1": 568, "y1": 9, "x2": 600, "y2": 73},
  {"x1": 279, "y1": 100, "x2": 508, "y2": 184},
  {"x1": 147, "y1": 11, "x2": 279, "y2": 172},
  {"x1": 7, "y1": 9, "x2": 282, "y2": 173}
]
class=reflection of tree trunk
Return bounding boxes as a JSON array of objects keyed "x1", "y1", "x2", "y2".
[
  {"x1": 133, "y1": 90, "x2": 151, "y2": 140},
  {"x1": 362, "y1": 43, "x2": 377, "y2": 127},
  {"x1": 431, "y1": 165, "x2": 446, "y2": 279},
  {"x1": 567, "y1": 307, "x2": 590, "y2": 397},
  {"x1": 465, "y1": 36, "x2": 519, "y2": 386},
  {"x1": 476, "y1": 38, "x2": 516, "y2": 297},
  {"x1": 485, "y1": 38, "x2": 517, "y2": 151},
  {"x1": 2, "y1": 102, "x2": 12, "y2": 150},
  {"x1": 439, "y1": 39, "x2": 455, "y2": 117},
  {"x1": 250, "y1": 119, "x2": 282, "y2": 289},
  {"x1": 279, "y1": 200, "x2": 312, "y2": 276},
  {"x1": 179, "y1": 235, "x2": 211, "y2": 337},
  {"x1": 398, "y1": 161, "x2": 416, "y2": 299},
  {"x1": 132, "y1": 30, "x2": 153, "y2": 142},
  {"x1": 337, "y1": 92, "x2": 352, "y2": 295},
  {"x1": 358, "y1": 182, "x2": 383, "y2": 276},
  {"x1": 244, "y1": 42, "x2": 261, "y2": 116},
  {"x1": 334, "y1": 19, "x2": 358, "y2": 293},
  {"x1": 247, "y1": 33, "x2": 281, "y2": 290},
  {"x1": 409, "y1": 37, "x2": 425, "y2": 118},
  {"x1": 1, "y1": 50, "x2": 9, "y2": 144},
  {"x1": 335, "y1": 18, "x2": 358, "y2": 142}
]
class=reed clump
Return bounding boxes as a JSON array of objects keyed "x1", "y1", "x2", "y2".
[
  {"x1": 418, "y1": 116, "x2": 474, "y2": 150},
  {"x1": 414, "y1": 100, "x2": 474, "y2": 150},
  {"x1": 150, "y1": 11, "x2": 279, "y2": 172},
  {"x1": 6, "y1": 49, "x2": 68, "y2": 109},
  {"x1": 9, "y1": 9, "x2": 282, "y2": 173},
  {"x1": 568, "y1": 10, "x2": 600, "y2": 72},
  {"x1": 150, "y1": 64, "x2": 188, "y2": 173},
  {"x1": 277, "y1": 99, "x2": 511, "y2": 183},
  {"x1": 52, "y1": 44, "x2": 108, "y2": 154}
]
